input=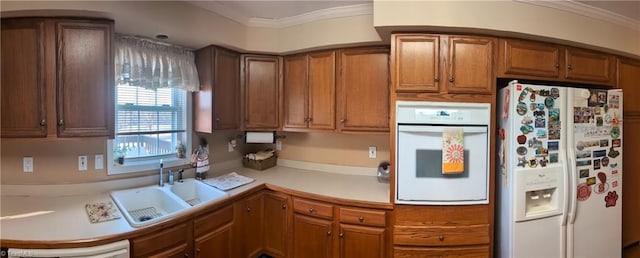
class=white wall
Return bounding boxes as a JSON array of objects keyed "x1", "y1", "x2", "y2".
[{"x1": 373, "y1": 0, "x2": 640, "y2": 57}]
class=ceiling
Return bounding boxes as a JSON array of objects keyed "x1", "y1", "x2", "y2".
[{"x1": 187, "y1": 0, "x2": 639, "y2": 28}]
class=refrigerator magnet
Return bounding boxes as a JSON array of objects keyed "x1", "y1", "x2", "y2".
[
  {"x1": 545, "y1": 97, "x2": 554, "y2": 108},
  {"x1": 528, "y1": 158, "x2": 538, "y2": 168},
  {"x1": 517, "y1": 135, "x2": 527, "y2": 144},
  {"x1": 530, "y1": 91, "x2": 536, "y2": 102},
  {"x1": 517, "y1": 156, "x2": 527, "y2": 168},
  {"x1": 600, "y1": 139, "x2": 609, "y2": 147},
  {"x1": 549, "y1": 153, "x2": 559, "y2": 163},
  {"x1": 612, "y1": 139, "x2": 621, "y2": 147},
  {"x1": 586, "y1": 177, "x2": 597, "y2": 186},
  {"x1": 579, "y1": 169, "x2": 590, "y2": 178},
  {"x1": 593, "y1": 159, "x2": 601, "y2": 169},
  {"x1": 607, "y1": 147, "x2": 620, "y2": 158},
  {"x1": 610, "y1": 126, "x2": 620, "y2": 139},
  {"x1": 548, "y1": 141, "x2": 559, "y2": 151},
  {"x1": 521, "y1": 116, "x2": 533, "y2": 125},
  {"x1": 612, "y1": 180, "x2": 619, "y2": 188},
  {"x1": 516, "y1": 146, "x2": 527, "y2": 155},
  {"x1": 536, "y1": 129, "x2": 548, "y2": 139},
  {"x1": 517, "y1": 102, "x2": 527, "y2": 115},
  {"x1": 577, "y1": 183, "x2": 591, "y2": 201},
  {"x1": 539, "y1": 157, "x2": 548, "y2": 167},
  {"x1": 604, "y1": 114, "x2": 612, "y2": 124},
  {"x1": 605, "y1": 191, "x2": 618, "y2": 207},
  {"x1": 529, "y1": 102, "x2": 538, "y2": 111},
  {"x1": 596, "y1": 116, "x2": 604, "y2": 126},
  {"x1": 595, "y1": 183, "x2": 609, "y2": 194},
  {"x1": 535, "y1": 117, "x2": 546, "y2": 128},
  {"x1": 550, "y1": 88, "x2": 559, "y2": 99},
  {"x1": 601, "y1": 157, "x2": 610, "y2": 166}
]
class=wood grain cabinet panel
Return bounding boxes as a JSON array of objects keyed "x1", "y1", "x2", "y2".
[
  {"x1": 446, "y1": 36, "x2": 495, "y2": 94},
  {"x1": 565, "y1": 47, "x2": 615, "y2": 85},
  {"x1": 194, "y1": 46, "x2": 240, "y2": 132},
  {"x1": 337, "y1": 47, "x2": 390, "y2": 132},
  {"x1": 392, "y1": 34, "x2": 440, "y2": 93},
  {"x1": 193, "y1": 205, "x2": 235, "y2": 258},
  {"x1": 131, "y1": 222, "x2": 193, "y2": 258},
  {"x1": 293, "y1": 214, "x2": 334, "y2": 258},
  {"x1": 338, "y1": 207, "x2": 386, "y2": 227},
  {"x1": 263, "y1": 191, "x2": 290, "y2": 258},
  {"x1": 338, "y1": 224, "x2": 385, "y2": 258},
  {"x1": 0, "y1": 19, "x2": 47, "y2": 137},
  {"x1": 1, "y1": 18, "x2": 114, "y2": 138},
  {"x1": 498, "y1": 38, "x2": 561, "y2": 78},
  {"x1": 235, "y1": 192, "x2": 264, "y2": 258},
  {"x1": 293, "y1": 198, "x2": 334, "y2": 219},
  {"x1": 618, "y1": 57, "x2": 640, "y2": 252},
  {"x1": 394, "y1": 245, "x2": 490, "y2": 258},
  {"x1": 56, "y1": 20, "x2": 113, "y2": 137},
  {"x1": 394, "y1": 225, "x2": 490, "y2": 246},
  {"x1": 283, "y1": 51, "x2": 336, "y2": 131},
  {"x1": 242, "y1": 55, "x2": 281, "y2": 130}
]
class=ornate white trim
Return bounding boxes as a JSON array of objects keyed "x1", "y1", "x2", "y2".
[
  {"x1": 193, "y1": 2, "x2": 373, "y2": 29},
  {"x1": 516, "y1": 0, "x2": 639, "y2": 30}
]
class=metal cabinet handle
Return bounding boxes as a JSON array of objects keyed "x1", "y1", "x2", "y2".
[
  {"x1": 568, "y1": 64, "x2": 573, "y2": 70},
  {"x1": 184, "y1": 253, "x2": 189, "y2": 257},
  {"x1": 327, "y1": 231, "x2": 331, "y2": 236},
  {"x1": 282, "y1": 204, "x2": 287, "y2": 209},
  {"x1": 215, "y1": 117, "x2": 220, "y2": 122},
  {"x1": 358, "y1": 216, "x2": 364, "y2": 223},
  {"x1": 340, "y1": 119, "x2": 346, "y2": 124},
  {"x1": 309, "y1": 208, "x2": 315, "y2": 213},
  {"x1": 448, "y1": 76, "x2": 454, "y2": 83},
  {"x1": 196, "y1": 248, "x2": 201, "y2": 254},
  {"x1": 339, "y1": 232, "x2": 344, "y2": 238},
  {"x1": 434, "y1": 75, "x2": 440, "y2": 82},
  {"x1": 555, "y1": 63, "x2": 560, "y2": 69},
  {"x1": 308, "y1": 117, "x2": 313, "y2": 122},
  {"x1": 57, "y1": 119, "x2": 64, "y2": 126},
  {"x1": 247, "y1": 207, "x2": 251, "y2": 212},
  {"x1": 40, "y1": 120, "x2": 46, "y2": 126},
  {"x1": 439, "y1": 235, "x2": 445, "y2": 241}
]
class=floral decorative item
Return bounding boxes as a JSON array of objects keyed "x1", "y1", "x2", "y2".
[
  {"x1": 113, "y1": 145, "x2": 130, "y2": 165},
  {"x1": 175, "y1": 142, "x2": 186, "y2": 158}
]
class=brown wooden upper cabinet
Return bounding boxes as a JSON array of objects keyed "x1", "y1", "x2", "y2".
[
  {"x1": 392, "y1": 34, "x2": 495, "y2": 94},
  {"x1": 283, "y1": 50, "x2": 336, "y2": 132},
  {"x1": 498, "y1": 38, "x2": 615, "y2": 86},
  {"x1": 337, "y1": 47, "x2": 390, "y2": 133},
  {"x1": 1, "y1": 18, "x2": 114, "y2": 138},
  {"x1": 194, "y1": 46, "x2": 240, "y2": 133},
  {"x1": 242, "y1": 55, "x2": 282, "y2": 131}
]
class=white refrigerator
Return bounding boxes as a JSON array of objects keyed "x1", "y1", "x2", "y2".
[{"x1": 497, "y1": 80, "x2": 623, "y2": 258}]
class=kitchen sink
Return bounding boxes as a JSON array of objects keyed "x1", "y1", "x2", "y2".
[
  {"x1": 110, "y1": 179, "x2": 230, "y2": 228},
  {"x1": 170, "y1": 178, "x2": 228, "y2": 206}
]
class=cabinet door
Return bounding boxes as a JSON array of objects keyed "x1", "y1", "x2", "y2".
[
  {"x1": 393, "y1": 245, "x2": 490, "y2": 258},
  {"x1": 446, "y1": 36, "x2": 495, "y2": 94},
  {"x1": 214, "y1": 48, "x2": 240, "y2": 130},
  {"x1": 283, "y1": 54, "x2": 308, "y2": 129},
  {"x1": 565, "y1": 47, "x2": 615, "y2": 85},
  {"x1": 195, "y1": 223, "x2": 234, "y2": 258},
  {"x1": 243, "y1": 55, "x2": 280, "y2": 130},
  {"x1": 236, "y1": 192, "x2": 264, "y2": 258},
  {"x1": 264, "y1": 191, "x2": 290, "y2": 258},
  {"x1": 1, "y1": 19, "x2": 48, "y2": 137},
  {"x1": 131, "y1": 222, "x2": 193, "y2": 258},
  {"x1": 392, "y1": 34, "x2": 440, "y2": 92},
  {"x1": 56, "y1": 20, "x2": 114, "y2": 137},
  {"x1": 618, "y1": 58, "x2": 640, "y2": 250},
  {"x1": 498, "y1": 38, "x2": 560, "y2": 78},
  {"x1": 339, "y1": 224, "x2": 385, "y2": 258},
  {"x1": 293, "y1": 214, "x2": 333, "y2": 258},
  {"x1": 308, "y1": 51, "x2": 336, "y2": 130},
  {"x1": 194, "y1": 47, "x2": 215, "y2": 133},
  {"x1": 337, "y1": 48, "x2": 389, "y2": 132}
]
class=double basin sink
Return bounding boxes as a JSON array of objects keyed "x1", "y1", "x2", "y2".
[{"x1": 110, "y1": 178, "x2": 228, "y2": 227}]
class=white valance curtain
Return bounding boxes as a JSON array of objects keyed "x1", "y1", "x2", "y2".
[{"x1": 114, "y1": 35, "x2": 200, "y2": 91}]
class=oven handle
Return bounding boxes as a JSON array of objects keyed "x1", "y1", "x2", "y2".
[{"x1": 398, "y1": 125, "x2": 487, "y2": 134}]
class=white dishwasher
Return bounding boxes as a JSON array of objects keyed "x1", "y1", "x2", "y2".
[{"x1": 7, "y1": 240, "x2": 129, "y2": 258}]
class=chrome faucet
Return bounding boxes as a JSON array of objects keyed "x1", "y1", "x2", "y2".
[{"x1": 159, "y1": 159, "x2": 164, "y2": 187}]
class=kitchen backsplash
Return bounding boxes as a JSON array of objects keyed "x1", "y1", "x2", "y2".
[{"x1": 1, "y1": 131, "x2": 389, "y2": 185}]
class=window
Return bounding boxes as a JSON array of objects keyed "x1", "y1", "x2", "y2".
[{"x1": 108, "y1": 35, "x2": 199, "y2": 174}]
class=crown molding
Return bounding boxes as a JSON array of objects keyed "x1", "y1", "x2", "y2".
[
  {"x1": 247, "y1": 3, "x2": 373, "y2": 29},
  {"x1": 192, "y1": 1, "x2": 251, "y2": 25},
  {"x1": 516, "y1": 0, "x2": 639, "y2": 31}
]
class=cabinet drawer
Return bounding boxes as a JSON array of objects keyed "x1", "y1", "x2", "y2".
[
  {"x1": 193, "y1": 205, "x2": 234, "y2": 237},
  {"x1": 131, "y1": 222, "x2": 190, "y2": 257},
  {"x1": 393, "y1": 245, "x2": 489, "y2": 258},
  {"x1": 293, "y1": 198, "x2": 333, "y2": 219},
  {"x1": 339, "y1": 207, "x2": 386, "y2": 227},
  {"x1": 394, "y1": 224, "x2": 489, "y2": 246}
]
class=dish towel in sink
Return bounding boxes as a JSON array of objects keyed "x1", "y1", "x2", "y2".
[
  {"x1": 85, "y1": 201, "x2": 121, "y2": 223},
  {"x1": 443, "y1": 128, "x2": 464, "y2": 174}
]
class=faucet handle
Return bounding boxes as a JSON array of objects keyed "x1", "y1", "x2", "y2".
[{"x1": 178, "y1": 169, "x2": 184, "y2": 182}]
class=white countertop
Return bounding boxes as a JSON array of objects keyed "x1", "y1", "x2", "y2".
[{"x1": 0, "y1": 163, "x2": 390, "y2": 243}]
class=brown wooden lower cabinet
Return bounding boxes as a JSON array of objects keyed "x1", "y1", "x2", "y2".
[
  {"x1": 293, "y1": 214, "x2": 334, "y2": 258},
  {"x1": 339, "y1": 224, "x2": 386, "y2": 258},
  {"x1": 130, "y1": 222, "x2": 193, "y2": 258},
  {"x1": 235, "y1": 191, "x2": 265, "y2": 258},
  {"x1": 393, "y1": 245, "x2": 490, "y2": 258},
  {"x1": 263, "y1": 191, "x2": 290, "y2": 258},
  {"x1": 194, "y1": 205, "x2": 235, "y2": 258}
]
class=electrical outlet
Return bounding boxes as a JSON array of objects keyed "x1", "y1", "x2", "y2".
[
  {"x1": 276, "y1": 140, "x2": 282, "y2": 151},
  {"x1": 78, "y1": 155, "x2": 88, "y2": 171},
  {"x1": 23, "y1": 157, "x2": 33, "y2": 173},
  {"x1": 369, "y1": 147, "x2": 377, "y2": 159},
  {"x1": 95, "y1": 154, "x2": 104, "y2": 170},
  {"x1": 228, "y1": 142, "x2": 234, "y2": 152}
]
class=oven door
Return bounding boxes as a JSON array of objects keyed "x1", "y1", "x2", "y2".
[{"x1": 396, "y1": 125, "x2": 489, "y2": 205}]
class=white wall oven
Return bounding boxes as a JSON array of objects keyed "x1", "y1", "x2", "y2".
[{"x1": 395, "y1": 101, "x2": 491, "y2": 205}]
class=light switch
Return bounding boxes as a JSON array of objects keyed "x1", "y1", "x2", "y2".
[
  {"x1": 95, "y1": 154, "x2": 104, "y2": 170},
  {"x1": 78, "y1": 155, "x2": 88, "y2": 171},
  {"x1": 23, "y1": 157, "x2": 33, "y2": 173}
]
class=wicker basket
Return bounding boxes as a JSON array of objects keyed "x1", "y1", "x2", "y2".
[{"x1": 242, "y1": 155, "x2": 277, "y2": 170}]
